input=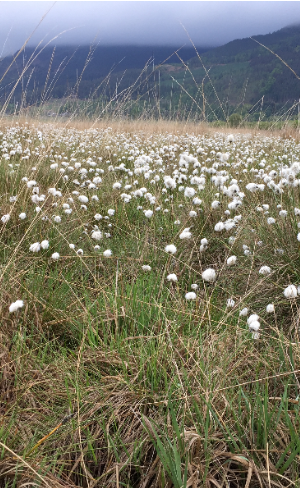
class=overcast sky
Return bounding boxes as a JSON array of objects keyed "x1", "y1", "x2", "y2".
[{"x1": 1, "y1": 2, "x2": 300, "y2": 57}]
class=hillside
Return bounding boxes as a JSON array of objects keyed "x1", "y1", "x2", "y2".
[
  {"x1": 0, "y1": 44, "x2": 211, "y2": 102},
  {"x1": 1, "y1": 25, "x2": 300, "y2": 121},
  {"x1": 187, "y1": 25, "x2": 300, "y2": 112}
]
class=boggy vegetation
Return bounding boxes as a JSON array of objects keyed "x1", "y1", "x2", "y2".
[{"x1": 1, "y1": 119, "x2": 300, "y2": 487}]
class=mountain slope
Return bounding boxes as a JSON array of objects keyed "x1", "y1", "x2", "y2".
[{"x1": 1, "y1": 25, "x2": 300, "y2": 121}]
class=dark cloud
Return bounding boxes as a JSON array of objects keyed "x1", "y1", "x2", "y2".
[{"x1": 1, "y1": 1, "x2": 300, "y2": 57}]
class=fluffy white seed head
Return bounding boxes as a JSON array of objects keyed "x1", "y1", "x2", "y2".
[
  {"x1": 41, "y1": 240, "x2": 49, "y2": 250},
  {"x1": 214, "y1": 222, "x2": 224, "y2": 232},
  {"x1": 103, "y1": 249, "x2": 112, "y2": 257},
  {"x1": 144, "y1": 210, "x2": 153, "y2": 218},
  {"x1": 259, "y1": 266, "x2": 271, "y2": 275},
  {"x1": 9, "y1": 300, "x2": 24, "y2": 313},
  {"x1": 29, "y1": 242, "x2": 41, "y2": 252},
  {"x1": 165, "y1": 244, "x2": 177, "y2": 254},
  {"x1": 283, "y1": 285, "x2": 297, "y2": 298},
  {"x1": 239, "y1": 308, "x2": 249, "y2": 316},
  {"x1": 78, "y1": 195, "x2": 88, "y2": 203},
  {"x1": 91, "y1": 230, "x2": 103, "y2": 241},
  {"x1": 1, "y1": 214, "x2": 10, "y2": 224},
  {"x1": 51, "y1": 252, "x2": 60, "y2": 260},
  {"x1": 248, "y1": 320, "x2": 260, "y2": 331},
  {"x1": 184, "y1": 187, "x2": 196, "y2": 198},
  {"x1": 266, "y1": 303, "x2": 275, "y2": 313},
  {"x1": 202, "y1": 268, "x2": 216, "y2": 283},
  {"x1": 179, "y1": 228, "x2": 192, "y2": 239},
  {"x1": 185, "y1": 292, "x2": 197, "y2": 300},
  {"x1": 167, "y1": 273, "x2": 178, "y2": 282},
  {"x1": 142, "y1": 265, "x2": 151, "y2": 271},
  {"x1": 247, "y1": 314, "x2": 259, "y2": 326},
  {"x1": 227, "y1": 255, "x2": 237, "y2": 266}
]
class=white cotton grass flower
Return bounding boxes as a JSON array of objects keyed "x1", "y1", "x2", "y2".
[
  {"x1": 144, "y1": 210, "x2": 153, "y2": 218},
  {"x1": 193, "y1": 197, "x2": 202, "y2": 205},
  {"x1": 191, "y1": 284, "x2": 198, "y2": 290},
  {"x1": 227, "y1": 298, "x2": 235, "y2": 308},
  {"x1": 283, "y1": 285, "x2": 298, "y2": 298},
  {"x1": 78, "y1": 195, "x2": 88, "y2": 203},
  {"x1": 29, "y1": 242, "x2": 41, "y2": 252},
  {"x1": 91, "y1": 230, "x2": 103, "y2": 241},
  {"x1": 211, "y1": 200, "x2": 220, "y2": 210},
  {"x1": 69, "y1": 244, "x2": 75, "y2": 250},
  {"x1": 53, "y1": 216, "x2": 61, "y2": 223},
  {"x1": 108, "y1": 209, "x2": 115, "y2": 216},
  {"x1": 165, "y1": 244, "x2": 177, "y2": 254},
  {"x1": 51, "y1": 252, "x2": 60, "y2": 260},
  {"x1": 189, "y1": 211, "x2": 197, "y2": 217},
  {"x1": 297, "y1": 232, "x2": 300, "y2": 242},
  {"x1": 103, "y1": 249, "x2": 112, "y2": 257},
  {"x1": 214, "y1": 222, "x2": 224, "y2": 232},
  {"x1": 1, "y1": 214, "x2": 10, "y2": 224},
  {"x1": 94, "y1": 214, "x2": 102, "y2": 220},
  {"x1": 202, "y1": 268, "x2": 216, "y2": 283},
  {"x1": 266, "y1": 303, "x2": 275, "y2": 313},
  {"x1": 9, "y1": 300, "x2": 24, "y2": 313},
  {"x1": 41, "y1": 240, "x2": 49, "y2": 250},
  {"x1": 167, "y1": 273, "x2": 178, "y2": 282},
  {"x1": 184, "y1": 187, "x2": 196, "y2": 198},
  {"x1": 239, "y1": 308, "x2": 249, "y2": 317},
  {"x1": 267, "y1": 217, "x2": 276, "y2": 225},
  {"x1": 179, "y1": 228, "x2": 192, "y2": 239},
  {"x1": 142, "y1": 265, "x2": 151, "y2": 271},
  {"x1": 227, "y1": 255, "x2": 237, "y2": 266},
  {"x1": 19, "y1": 213, "x2": 26, "y2": 220},
  {"x1": 77, "y1": 249, "x2": 83, "y2": 255},
  {"x1": 247, "y1": 314, "x2": 259, "y2": 327},
  {"x1": 248, "y1": 321, "x2": 260, "y2": 332},
  {"x1": 185, "y1": 292, "x2": 197, "y2": 300},
  {"x1": 113, "y1": 182, "x2": 122, "y2": 189},
  {"x1": 259, "y1": 266, "x2": 271, "y2": 275},
  {"x1": 199, "y1": 237, "x2": 208, "y2": 253}
]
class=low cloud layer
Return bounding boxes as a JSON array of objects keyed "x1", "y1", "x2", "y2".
[{"x1": 1, "y1": 2, "x2": 300, "y2": 57}]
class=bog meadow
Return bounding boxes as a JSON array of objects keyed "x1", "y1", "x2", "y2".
[{"x1": 2, "y1": 28, "x2": 300, "y2": 488}]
